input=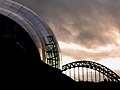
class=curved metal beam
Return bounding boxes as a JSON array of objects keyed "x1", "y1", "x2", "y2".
[
  {"x1": 62, "y1": 60, "x2": 120, "y2": 82},
  {"x1": 0, "y1": 0, "x2": 60, "y2": 68}
]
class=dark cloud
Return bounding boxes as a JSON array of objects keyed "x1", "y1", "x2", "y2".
[{"x1": 12, "y1": 0, "x2": 120, "y2": 48}]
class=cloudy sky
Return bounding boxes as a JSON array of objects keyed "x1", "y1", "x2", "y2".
[{"x1": 12, "y1": 0, "x2": 120, "y2": 76}]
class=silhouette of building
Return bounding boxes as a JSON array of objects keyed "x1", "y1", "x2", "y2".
[
  {"x1": 0, "y1": 0, "x2": 120, "y2": 90},
  {"x1": 0, "y1": 0, "x2": 60, "y2": 68}
]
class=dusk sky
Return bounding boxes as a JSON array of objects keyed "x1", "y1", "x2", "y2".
[{"x1": 12, "y1": 0, "x2": 120, "y2": 76}]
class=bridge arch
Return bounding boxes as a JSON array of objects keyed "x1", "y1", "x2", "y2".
[
  {"x1": 62, "y1": 61, "x2": 120, "y2": 82},
  {"x1": 0, "y1": 0, "x2": 60, "y2": 68}
]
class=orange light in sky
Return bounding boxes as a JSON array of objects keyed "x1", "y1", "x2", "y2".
[
  {"x1": 59, "y1": 41, "x2": 120, "y2": 72},
  {"x1": 59, "y1": 41, "x2": 116, "y2": 53}
]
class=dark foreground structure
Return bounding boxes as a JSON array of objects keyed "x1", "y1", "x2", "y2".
[
  {"x1": 0, "y1": 20, "x2": 120, "y2": 89},
  {"x1": 0, "y1": 17, "x2": 120, "y2": 90},
  {"x1": 0, "y1": 0, "x2": 120, "y2": 89},
  {"x1": 1, "y1": 33, "x2": 119, "y2": 90},
  {"x1": 78, "y1": 81, "x2": 120, "y2": 90},
  {"x1": 0, "y1": 13, "x2": 80, "y2": 89}
]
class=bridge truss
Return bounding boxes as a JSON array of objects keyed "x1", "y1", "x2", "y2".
[{"x1": 62, "y1": 61, "x2": 120, "y2": 82}]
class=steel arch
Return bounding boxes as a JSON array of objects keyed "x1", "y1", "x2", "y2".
[
  {"x1": 0, "y1": 0, "x2": 60, "y2": 68},
  {"x1": 62, "y1": 60, "x2": 120, "y2": 82}
]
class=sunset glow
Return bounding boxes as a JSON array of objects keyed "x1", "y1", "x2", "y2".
[
  {"x1": 61, "y1": 55, "x2": 120, "y2": 70},
  {"x1": 59, "y1": 41, "x2": 120, "y2": 76},
  {"x1": 59, "y1": 41, "x2": 118, "y2": 53}
]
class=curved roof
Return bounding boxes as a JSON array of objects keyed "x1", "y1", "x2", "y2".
[{"x1": 0, "y1": 0, "x2": 60, "y2": 68}]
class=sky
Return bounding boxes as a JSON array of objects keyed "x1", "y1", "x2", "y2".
[{"x1": 12, "y1": 0, "x2": 120, "y2": 76}]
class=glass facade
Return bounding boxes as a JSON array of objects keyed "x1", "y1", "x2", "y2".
[
  {"x1": 45, "y1": 36, "x2": 60, "y2": 68},
  {"x1": 0, "y1": 0, "x2": 60, "y2": 68}
]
